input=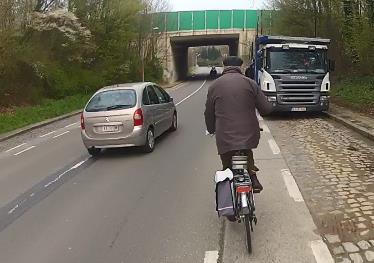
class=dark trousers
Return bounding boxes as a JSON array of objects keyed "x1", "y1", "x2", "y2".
[{"x1": 220, "y1": 149, "x2": 257, "y2": 175}]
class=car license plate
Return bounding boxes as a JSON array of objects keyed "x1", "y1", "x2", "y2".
[
  {"x1": 291, "y1": 107, "x2": 307, "y2": 112},
  {"x1": 101, "y1": 125, "x2": 119, "y2": 132}
]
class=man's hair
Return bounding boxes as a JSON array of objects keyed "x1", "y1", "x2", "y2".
[{"x1": 223, "y1": 56, "x2": 243, "y2": 67}]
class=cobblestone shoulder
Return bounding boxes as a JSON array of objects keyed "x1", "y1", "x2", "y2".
[{"x1": 267, "y1": 115, "x2": 374, "y2": 263}]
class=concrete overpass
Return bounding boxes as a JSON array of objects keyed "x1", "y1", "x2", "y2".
[{"x1": 152, "y1": 10, "x2": 262, "y2": 82}]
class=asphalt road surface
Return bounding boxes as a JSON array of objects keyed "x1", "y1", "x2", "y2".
[{"x1": 0, "y1": 80, "x2": 331, "y2": 263}]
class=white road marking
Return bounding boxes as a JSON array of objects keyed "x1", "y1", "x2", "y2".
[
  {"x1": 281, "y1": 169, "x2": 304, "y2": 202},
  {"x1": 44, "y1": 158, "x2": 88, "y2": 188},
  {"x1": 256, "y1": 110, "x2": 263, "y2": 121},
  {"x1": 268, "y1": 138, "x2": 280, "y2": 155},
  {"x1": 8, "y1": 204, "x2": 19, "y2": 214},
  {"x1": 170, "y1": 82, "x2": 187, "y2": 91},
  {"x1": 64, "y1": 122, "x2": 78, "y2": 128},
  {"x1": 40, "y1": 130, "x2": 56, "y2": 138},
  {"x1": 13, "y1": 146, "x2": 36, "y2": 156},
  {"x1": 261, "y1": 123, "x2": 270, "y2": 133},
  {"x1": 311, "y1": 240, "x2": 334, "y2": 263},
  {"x1": 204, "y1": 251, "x2": 219, "y2": 263},
  {"x1": 176, "y1": 80, "x2": 207, "y2": 106},
  {"x1": 53, "y1": 130, "x2": 70, "y2": 138},
  {"x1": 7, "y1": 159, "x2": 88, "y2": 215},
  {"x1": 5, "y1": 143, "x2": 27, "y2": 153}
]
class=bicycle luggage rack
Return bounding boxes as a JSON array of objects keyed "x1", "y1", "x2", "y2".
[{"x1": 232, "y1": 156, "x2": 247, "y2": 170}]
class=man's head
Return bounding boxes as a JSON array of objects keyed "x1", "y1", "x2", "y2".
[{"x1": 223, "y1": 56, "x2": 243, "y2": 67}]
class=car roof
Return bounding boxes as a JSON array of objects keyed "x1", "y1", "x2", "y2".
[{"x1": 98, "y1": 82, "x2": 154, "y2": 92}]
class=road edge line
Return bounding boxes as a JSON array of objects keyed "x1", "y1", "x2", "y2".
[
  {"x1": 204, "y1": 250, "x2": 219, "y2": 263},
  {"x1": 311, "y1": 239, "x2": 334, "y2": 263},
  {"x1": 176, "y1": 80, "x2": 207, "y2": 106},
  {"x1": 268, "y1": 138, "x2": 280, "y2": 155},
  {"x1": 281, "y1": 169, "x2": 304, "y2": 202}
]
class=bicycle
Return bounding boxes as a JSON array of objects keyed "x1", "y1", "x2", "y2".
[
  {"x1": 231, "y1": 151, "x2": 257, "y2": 254},
  {"x1": 206, "y1": 131, "x2": 259, "y2": 254}
]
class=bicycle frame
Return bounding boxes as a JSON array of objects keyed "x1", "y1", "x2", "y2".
[
  {"x1": 232, "y1": 154, "x2": 257, "y2": 226},
  {"x1": 231, "y1": 153, "x2": 257, "y2": 254}
]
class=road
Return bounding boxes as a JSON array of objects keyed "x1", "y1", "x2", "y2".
[{"x1": 0, "y1": 80, "x2": 333, "y2": 263}]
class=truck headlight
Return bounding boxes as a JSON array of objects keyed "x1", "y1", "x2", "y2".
[
  {"x1": 267, "y1": 96, "x2": 277, "y2": 102},
  {"x1": 320, "y1": 96, "x2": 329, "y2": 101}
]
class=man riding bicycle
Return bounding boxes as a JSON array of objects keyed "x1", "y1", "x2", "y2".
[{"x1": 204, "y1": 56, "x2": 272, "y2": 192}]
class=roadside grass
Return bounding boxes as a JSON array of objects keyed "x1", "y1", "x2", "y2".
[
  {"x1": 331, "y1": 76, "x2": 374, "y2": 115},
  {"x1": 0, "y1": 94, "x2": 91, "y2": 135}
]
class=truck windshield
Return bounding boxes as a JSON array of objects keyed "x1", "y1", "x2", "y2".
[{"x1": 267, "y1": 48, "x2": 327, "y2": 74}]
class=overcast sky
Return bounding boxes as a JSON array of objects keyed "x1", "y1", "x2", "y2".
[{"x1": 171, "y1": 0, "x2": 266, "y2": 11}]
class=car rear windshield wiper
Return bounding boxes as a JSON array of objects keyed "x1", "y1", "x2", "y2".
[
  {"x1": 86, "y1": 107, "x2": 107, "y2": 112},
  {"x1": 106, "y1": 104, "x2": 133, "y2": 110}
]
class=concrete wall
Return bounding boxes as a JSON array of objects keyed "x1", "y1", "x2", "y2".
[{"x1": 157, "y1": 29, "x2": 256, "y2": 83}]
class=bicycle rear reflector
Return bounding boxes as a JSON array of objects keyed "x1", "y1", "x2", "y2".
[{"x1": 236, "y1": 186, "x2": 251, "y2": 193}]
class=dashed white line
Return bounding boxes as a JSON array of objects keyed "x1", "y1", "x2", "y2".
[
  {"x1": 13, "y1": 146, "x2": 36, "y2": 156},
  {"x1": 5, "y1": 143, "x2": 27, "y2": 153},
  {"x1": 311, "y1": 240, "x2": 334, "y2": 263},
  {"x1": 268, "y1": 138, "x2": 280, "y2": 155},
  {"x1": 176, "y1": 80, "x2": 207, "y2": 106},
  {"x1": 261, "y1": 123, "x2": 270, "y2": 133},
  {"x1": 53, "y1": 130, "x2": 70, "y2": 138},
  {"x1": 281, "y1": 169, "x2": 304, "y2": 202},
  {"x1": 64, "y1": 122, "x2": 78, "y2": 128},
  {"x1": 40, "y1": 130, "x2": 56, "y2": 138},
  {"x1": 204, "y1": 251, "x2": 219, "y2": 263}
]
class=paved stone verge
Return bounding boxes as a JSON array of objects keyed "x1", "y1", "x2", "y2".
[
  {"x1": 325, "y1": 104, "x2": 374, "y2": 141},
  {"x1": 267, "y1": 115, "x2": 374, "y2": 263}
]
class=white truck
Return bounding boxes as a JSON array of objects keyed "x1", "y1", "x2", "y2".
[{"x1": 252, "y1": 35, "x2": 334, "y2": 112}]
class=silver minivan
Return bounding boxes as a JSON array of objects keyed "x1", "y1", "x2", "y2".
[{"x1": 81, "y1": 82, "x2": 177, "y2": 155}]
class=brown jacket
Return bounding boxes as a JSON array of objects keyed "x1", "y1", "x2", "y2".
[{"x1": 204, "y1": 66, "x2": 272, "y2": 155}]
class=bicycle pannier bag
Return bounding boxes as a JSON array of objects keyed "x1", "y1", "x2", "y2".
[{"x1": 215, "y1": 178, "x2": 235, "y2": 217}]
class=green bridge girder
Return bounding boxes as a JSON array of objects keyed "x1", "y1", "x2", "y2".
[{"x1": 151, "y1": 10, "x2": 274, "y2": 33}]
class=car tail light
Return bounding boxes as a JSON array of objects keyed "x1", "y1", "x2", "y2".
[
  {"x1": 236, "y1": 185, "x2": 251, "y2": 193},
  {"x1": 80, "y1": 113, "x2": 85, "y2": 130},
  {"x1": 133, "y1": 108, "x2": 144, "y2": 126}
]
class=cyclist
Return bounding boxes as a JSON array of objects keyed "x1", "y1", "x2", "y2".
[{"x1": 204, "y1": 56, "x2": 272, "y2": 192}]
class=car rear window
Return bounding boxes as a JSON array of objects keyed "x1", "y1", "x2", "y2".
[{"x1": 85, "y1": 89, "x2": 137, "y2": 112}]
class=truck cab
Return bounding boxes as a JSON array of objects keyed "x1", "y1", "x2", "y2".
[{"x1": 254, "y1": 35, "x2": 334, "y2": 112}]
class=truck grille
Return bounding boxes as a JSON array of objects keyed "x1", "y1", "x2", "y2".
[{"x1": 275, "y1": 79, "x2": 321, "y2": 105}]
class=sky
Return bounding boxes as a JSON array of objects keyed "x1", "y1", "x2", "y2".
[{"x1": 171, "y1": 0, "x2": 266, "y2": 11}]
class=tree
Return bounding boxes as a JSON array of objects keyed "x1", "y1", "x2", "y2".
[{"x1": 0, "y1": 0, "x2": 171, "y2": 106}]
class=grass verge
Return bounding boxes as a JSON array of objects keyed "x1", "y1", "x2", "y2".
[
  {"x1": 0, "y1": 94, "x2": 91, "y2": 135},
  {"x1": 331, "y1": 77, "x2": 374, "y2": 116}
]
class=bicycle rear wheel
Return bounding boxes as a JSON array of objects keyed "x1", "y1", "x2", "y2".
[{"x1": 244, "y1": 214, "x2": 252, "y2": 254}]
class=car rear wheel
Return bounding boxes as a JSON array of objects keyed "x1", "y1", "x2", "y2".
[
  {"x1": 170, "y1": 112, "x2": 177, "y2": 132},
  {"x1": 142, "y1": 128, "x2": 155, "y2": 153},
  {"x1": 88, "y1": 147, "x2": 101, "y2": 156}
]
